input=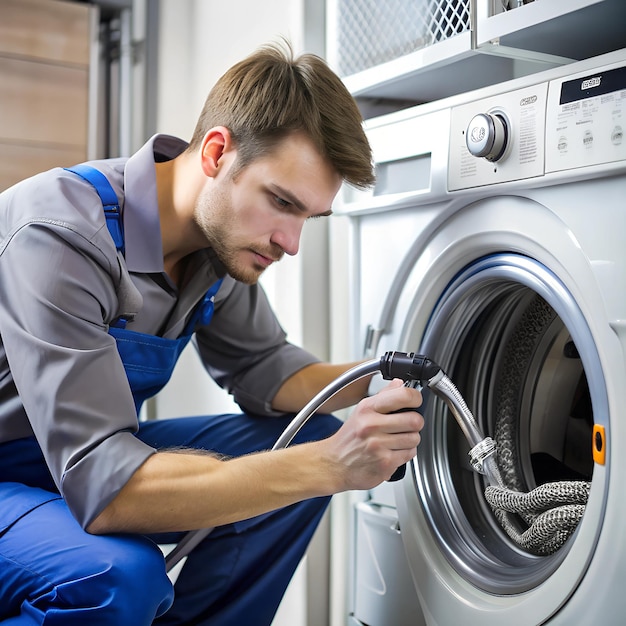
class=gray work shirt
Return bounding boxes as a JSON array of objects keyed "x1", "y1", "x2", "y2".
[{"x1": 0, "y1": 134, "x2": 319, "y2": 528}]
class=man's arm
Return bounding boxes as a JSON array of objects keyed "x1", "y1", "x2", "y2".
[
  {"x1": 270, "y1": 361, "x2": 372, "y2": 414},
  {"x1": 87, "y1": 380, "x2": 423, "y2": 535}
]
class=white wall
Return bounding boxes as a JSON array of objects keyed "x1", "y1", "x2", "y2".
[
  {"x1": 153, "y1": 0, "x2": 329, "y2": 417},
  {"x1": 156, "y1": 0, "x2": 309, "y2": 140},
  {"x1": 151, "y1": 2, "x2": 344, "y2": 625}
]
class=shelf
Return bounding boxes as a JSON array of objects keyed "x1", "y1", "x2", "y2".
[
  {"x1": 476, "y1": 0, "x2": 625, "y2": 58},
  {"x1": 345, "y1": 38, "x2": 571, "y2": 118}
]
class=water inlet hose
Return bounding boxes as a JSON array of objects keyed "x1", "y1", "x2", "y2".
[
  {"x1": 166, "y1": 351, "x2": 452, "y2": 571},
  {"x1": 165, "y1": 351, "x2": 586, "y2": 569}
]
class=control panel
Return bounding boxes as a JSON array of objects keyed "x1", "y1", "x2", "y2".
[
  {"x1": 448, "y1": 82, "x2": 548, "y2": 190},
  {"x1": 545, "y1": 61, "x2": 626, "y2": 173},
  {"x1": 449, "y1": 55, "x2": 626, "y2": 191}
]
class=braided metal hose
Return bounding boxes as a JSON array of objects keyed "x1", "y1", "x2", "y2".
[
  {"x1": 272, "y1": 352, "x2": 591, "y2": 557},
  {"x1": 427, "y1": 351, "x2": 589, "y2": 555},
  {"x1": 431, "y1": 368, "x2": 590, "y2": 555},
  {"x1": 485, "y1": 481, "x2": 590, "y2": 555},
  {"x1": 481, "y1": 294, "x2": 591, "y2": 555}
]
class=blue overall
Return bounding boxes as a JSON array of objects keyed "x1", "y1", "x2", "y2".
[{"x1": 0, "y1": 166, "x2": 341, "y2": 625}]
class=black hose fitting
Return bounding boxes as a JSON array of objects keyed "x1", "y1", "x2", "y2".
[{"x1": 379, "y1": 351, "x2": 442, "y2": 383}]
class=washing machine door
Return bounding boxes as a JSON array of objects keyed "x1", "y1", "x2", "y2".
[{"x1": 387, "y1": 190, "x2": 626, "y2": 624}]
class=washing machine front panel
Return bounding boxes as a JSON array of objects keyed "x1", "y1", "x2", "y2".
[
  {"x1": 353, "y1": 207, "x2": 445, "y2": 358},
  {"x1": 341, "y1": 49, "x2": 626, "y2": 626},
  {"x1": 392, "y1": 192, "x2": 626, "y2": 624}
]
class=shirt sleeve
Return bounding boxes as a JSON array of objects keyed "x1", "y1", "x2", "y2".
[
  {"x1": 193, "y1": 276, "x2": 320, "y2": 416},
  {"x1": 0, "y1": 173, "x2": 156, "y2": 528}
]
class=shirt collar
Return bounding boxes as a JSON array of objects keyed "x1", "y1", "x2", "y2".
[{"x1": 123, "y1": 134, "x2": 188, "y2": 273}]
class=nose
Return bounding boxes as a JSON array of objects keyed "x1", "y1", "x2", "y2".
[{"x1": 271, "y1": 219, "x2": 304, "y2": 257}]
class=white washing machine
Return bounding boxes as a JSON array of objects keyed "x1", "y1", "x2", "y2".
[{"x1": 339, "y1": 48, "x2": 626, "y2": 625}]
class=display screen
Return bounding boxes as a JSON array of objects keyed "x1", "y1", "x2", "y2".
[{"x1": 560, "y1": 65, "x2": 626, "y2": 105}]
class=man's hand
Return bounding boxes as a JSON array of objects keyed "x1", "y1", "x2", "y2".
[{"x1": 321, "y1": 379, "x2": 424, "y2": 491}]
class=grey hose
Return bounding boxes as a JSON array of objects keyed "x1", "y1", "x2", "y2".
[
  {"x1": 271, "y1": 359, "x2": 381, "y2": 450},
  {"x1": 166, "y1": 353, "x2": 444, "y2": 571},
  {"x1": 166, "y1": 359, "x2": 383, "y2": 572},
  {"x1": 427, "y1": 371, "x2": 504, "y2": 488},
  {"x1": 165, "y1": 351, "x2": 587, "y2": 571}
]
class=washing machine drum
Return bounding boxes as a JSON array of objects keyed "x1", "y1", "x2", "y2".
[{"x1": 396, "y1": 253, "x2": 609, "y2": 620}]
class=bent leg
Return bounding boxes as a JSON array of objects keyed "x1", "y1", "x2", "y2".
[
  {"x1": 140, "y1": 412, "x2": 341, "y2": 626},
  {"x1": 0, "y1": 483, "x2": 173, "y2": 625},
  {"x1": 155, "y1": 495, "x2": 330, "y2": 626}
]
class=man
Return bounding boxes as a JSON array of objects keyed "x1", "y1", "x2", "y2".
[{"x1": 0, "y1": 42, "x2": 423, "y2": 624}]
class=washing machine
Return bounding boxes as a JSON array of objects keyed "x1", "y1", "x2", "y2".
[{"x1": 339, "y1": 48, "x2": 626, "y2": 625}]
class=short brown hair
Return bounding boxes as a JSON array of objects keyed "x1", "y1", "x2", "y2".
[{"x1": 187, "y1": 41, "x2": 375, "y2": 189}]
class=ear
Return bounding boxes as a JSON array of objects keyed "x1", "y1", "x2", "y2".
[{"x1": 199, "y1": 126, "x2": 233, "y2": 177}]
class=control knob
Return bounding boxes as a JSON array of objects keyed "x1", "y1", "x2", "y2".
[{"x1": 466, "y1": 112, "x2": 508, "y2": 162}]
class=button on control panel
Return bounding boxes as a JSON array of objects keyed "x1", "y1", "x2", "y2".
[{"x1": 465, "y1": 112, "x2": 509, "y2": 162}]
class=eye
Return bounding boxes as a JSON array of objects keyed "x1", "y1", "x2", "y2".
[{"x1": 274, "y1": 195, "x2": 291, "y2": 209}]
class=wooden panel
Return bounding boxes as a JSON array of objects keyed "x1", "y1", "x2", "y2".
[
  {"x1": 0, "y1": 56, "x2": 88, "y2": 145},
  {"x1": 0, "y1": 142, "x2": 86, "y2": 192},
  {"x1": 0, "y1": 0, "x2": 93, "y2": 187},
  {"x1": 0, "y1": 0, "x2": 91, "y2": 66}
]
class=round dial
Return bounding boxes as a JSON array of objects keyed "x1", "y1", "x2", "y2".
[{"x1": 466, "y1": 112, "x2": 509, "y2": 162}]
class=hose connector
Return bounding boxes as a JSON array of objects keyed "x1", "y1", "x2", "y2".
[
  {"x1": 379, "y1": 352, "x2": 442, "y2": 384},
  {"x1": 469, "y1": 437, "x2": 497, "y2": 474}
]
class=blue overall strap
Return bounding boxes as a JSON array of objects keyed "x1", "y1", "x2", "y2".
[
  {"x1": 64, "y1": 164, "x2": 125, "y2": 255},
  {"x1": 191, "y1": 277, "x2": 224, "y2": 330}
]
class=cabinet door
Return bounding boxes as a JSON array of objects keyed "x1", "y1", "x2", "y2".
[{"x1": 0, "y1": 0, "x2": 95, "y2": 191}]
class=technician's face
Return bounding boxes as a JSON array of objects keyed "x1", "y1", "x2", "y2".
[{"x1": 194, "y1": 133, "x2": 342, "y2": 284}]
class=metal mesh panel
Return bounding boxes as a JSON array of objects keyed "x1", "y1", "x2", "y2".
[
  {"x1": 333, "y1": 0, "x2": 471, "y2": 77},
  {"x1": 424, "y1": 0, "x2": 471, "y2": 42}
]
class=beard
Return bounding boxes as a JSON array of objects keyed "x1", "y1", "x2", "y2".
[{"x1": 193, "y1": 182, "x2": 283, "y2": 285}]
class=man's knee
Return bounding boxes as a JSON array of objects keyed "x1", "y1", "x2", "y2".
[
  {"x1": 23, "y1": 533, "x2": 175, "y2": 625},
  {"x1": 76, "y1": 534, "x2": 174, "y2": 622}
]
